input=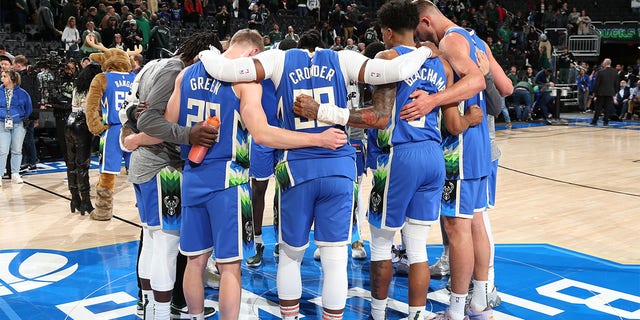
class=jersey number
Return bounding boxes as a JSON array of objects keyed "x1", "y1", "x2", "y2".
[
  {"x1": 185, "y1": 98, "x2": 221, "y2": 128},
  {"x1": 291, "y1": 87, "x2": 335, "y2": 130}
]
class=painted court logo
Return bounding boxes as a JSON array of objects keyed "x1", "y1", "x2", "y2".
[{"x1": 0, "y1": 251, "x2": 78, "y2": 296}]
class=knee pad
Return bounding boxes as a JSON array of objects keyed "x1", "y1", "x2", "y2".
[
  {"x1": 402, "y1": 222, "x2": 430, "y2": 265},
  {"x1": 320, "y1": 246, "x2": 348, "y2": 310},
  {"x1": 138, "y1": 228, "x2": 153, "y2": 279},
  {"x1": 150, "y1": 230, "x2": 180, "y2": 291},
  {"x1": 276, "y1": 244, "x2": 304, "y2": 300},
  {"x1": 369, "y1": 225, "x2": 396, "y2": 262}
]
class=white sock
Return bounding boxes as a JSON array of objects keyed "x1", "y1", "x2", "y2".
[
  {"x1": 255, "y1": 233, "x2": 263, "y2": 245},
  {"x1": 189, "y1": 312, "x2": 204, "y2": 320},
  {"x1": 142, "y1": 290, "x2": 154, "y2": 320},
  {"x1": 370, "y1": 297, "x2": 387, "y2": 320},
  {"x1": 408, "y1": 306, "x2": 426, "y2": 320},
  {"x1": 154, "y1": 301, "x2": 170, "y2": 320},
  {"x1": 449, "y1": 292, "x2": 467, "y2": 320},
  {"x1": 281, "y1": 304, "x2": 299, "y2": 319},
  {"x1": 470, "y1": 280, "x2": 489, "y2": 311}
]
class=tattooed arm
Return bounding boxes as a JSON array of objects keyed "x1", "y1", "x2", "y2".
[{"x1": 292, "y1": 49, "x2": 398, "y2": 130}]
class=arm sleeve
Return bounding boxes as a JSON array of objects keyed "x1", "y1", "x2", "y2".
[
  {"x1": 137, "y1": 61, "x2": 191, "y2": 144},
  {"x1": 362, "y1": 46, "x2": 432, "y2": 85},
  {"x1": 484, "y1": 72, "x2": 502, "y2": 117},
  {"x1": 199, "y1": 49, "x2": 263, "y2": 83},
  {"x1": 338, "y1": 49, "x2": 369, "y2": 83}
]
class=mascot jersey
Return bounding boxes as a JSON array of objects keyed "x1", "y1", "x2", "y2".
[
  {"x1": 274, "y1": 48, "x2": 355, "y2": 189},
  {"x1": 101, "y1": 72, "x2": 135, "y2": 125},
  {"x1": 441, "y1": 27, "x2": 491, "y2": 181}
]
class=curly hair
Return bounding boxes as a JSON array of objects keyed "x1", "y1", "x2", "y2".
[
  {"x1": 298, "y1": 29, "x2": 325, "y2": 50},
  {"x1": 175, "y1": 31, "x2": 224, "y2": 62},
  {"x1": 74, "y1": 64, "x2": 103, "y2": 94},
  {"x1": 377, "y1": 0, "x2": 419, "y2": 32}
]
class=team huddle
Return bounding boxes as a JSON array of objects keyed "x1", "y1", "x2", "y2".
[{"x1": 107, "y1": 0, "x2": 514, "y2": 319}]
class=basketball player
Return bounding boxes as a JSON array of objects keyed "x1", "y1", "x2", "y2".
[
  {"x1": 198, "y1": 28, "x2": 431, "y2": 319},
  {"x1": 164, "y1": 29, "x2": 347, "y2": 320},
  {"x1": 121, "y1": 32, "x2": 222, "y2": 319},
  {"x1": 410, "y1": 1, "x2": 513, "y2": 319}
]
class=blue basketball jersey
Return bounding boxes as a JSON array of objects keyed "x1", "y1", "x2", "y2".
[
  {"x1": 250, "y1": 79, "x2": 278, "y2": 153},
  {"x1": 377, "y1": 46, "x2": 444, "y2": 148},
  {"x1": 101, "y1": 72, "x2": 135, "y2": 125},
  {"x1": 273, "y1": 49, "x2": 356, "y2": 189},
  {"x1": 441, "y1": 27, "x2": 491, "y2": 180},
  {"x1": 178, "y1": 61, "x2": 250, "y2": 205}
]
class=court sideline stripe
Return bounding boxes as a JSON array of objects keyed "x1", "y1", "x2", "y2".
[
  {"x1": 498, "y1": 165, "x2": 640, "y2": 197},
  {"x1": 23, "y1": 181, "x2": 143, "y2": 228}
]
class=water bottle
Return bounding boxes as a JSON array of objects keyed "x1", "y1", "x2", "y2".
[{"x1": 188, "y1": 116, "x2": 220, "y2": 164}]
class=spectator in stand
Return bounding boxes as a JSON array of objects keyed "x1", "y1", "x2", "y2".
[
  {"x1": 134, "y1": 8, "x2": 151, "y2": 50},
  {"x1": 13, "y1": 56, "x2": 41, "y2": 173},
  {"x1": 497, "y1": 23, "x2": 512, "y2": 54},
  {"x1": 268, "y1": 23, "x2": 284, "y2": 45},
  {"x1": 577, "y1": 9, "x2": 591, "y2": 35},
  {"x1": 101, "y1": 17, "x2": 119, "y2": 48},
  {"x1": 614, "y1": 80, "x2": 631, "y2": 119},
  {"x1": 0, "y1": 70, "x2": 32, "y2": 186},
  {"x1": 216, "y1": 5, "x2": 231, "y2": 40},
  {"x1": 342, "y1": 5, "x2": 357, "y2": 41},
  {"x1": 62, "y1": 17, "x2": 82, "y2": 58},
  {"x1": 625, "y1": 66, "x2": 638, "y2": 87},
  {"x1": 568, "y1": 7, "x2": 580, "y2": 34},
  {"x1": 38, "y1": 0, "x2": 62, "y2": 41},
  {"x1": 158, "y1": 3, "x2": 172, "y2": 23},
  {"x1": 576, "y1": 67, "x2": 590, "y2": 112},
  {"x1": 123, "y1": 20, "x2": 143, "y2": 50},
  {"x1": 297, "y1": 0, "x2": 307, "y2": 17},
  {"x1": 343, "y1": 38, "x2": 358, "y2": 52},
  {"x1": 319, "y1": 20, "x2": 336, "y2": 47},
  {"x1": 111, "y1": 33, "x2": 126, "y2": 50},
  {"x1": 100, "y1": 6, "x2": 121, "y2": 30},
  {"x1": 284, "y1": 25, "x2": 300, "y2": 42},
  {"x1": 149, "y1": 18, "x2": 172, "y2": 59},
  {"x1": 81, "y1": 21, "x2": 102, "y2": 57},
  {"x1": 557, "y1": 46, "x2": 575, "y2": 84},
  {"x1": 328, "y1": 4, "x2": 344, "y2": 37},
  {"x1": 0, "y1": 52, "x2": 13, "y2": 71},
  {"x1": 330, "y1": 36, "x2": 343, "y2": 50},
  {"x1": 61, "y1": 0, "x2": 80, "y2": 29},
  {"x1": 513, "y1": 79, "x2": 534, "y2": 121},
  {"x1": 248, "y1": 3, "x2": 265, "y2": 31},
  {"x1": 169, "y1": 2, "x2": 181, "y2": 25},
  {"x1": 13, "y1": 0, "x2": 29, "y2": 33},
  {"x1": 184, "y1": 0, "x2": 204, "y2": 26}
]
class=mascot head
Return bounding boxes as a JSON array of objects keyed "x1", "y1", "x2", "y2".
[{"x1": 85, "y1": 36, "x2": 140, "y2": 72}]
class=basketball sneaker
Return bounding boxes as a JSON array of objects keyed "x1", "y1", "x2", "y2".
[
  {"x1": 429, "y1": 255, "x2": 450, "y2": 277},
  {"x1": 246, "y1": 243, "x2": 264, "y2": 267},
  {"x1": 433, "y1": 308, "x2": 470, "y2": 320},
  {"x1": 136, "y1": 298, "x2": 143, "y2": 318},
  {"x1": 465, "y1": 307, "x2": 494, "y2": 320},
  {"x1": 391, "y1": 245, "x2": 409, "y2": 276},
  {"x1": 274, "y1": 243, "x2": 279, "y2": 258},
  {"x1": 487, "y1": 286, "x2": 502, "y2": 308},
  {"x1": 170, "y1": 301, "x2": 217, "y2": 319},
  {"x1": 351, "y1": 240, "x2": 367, "y2": 260}
]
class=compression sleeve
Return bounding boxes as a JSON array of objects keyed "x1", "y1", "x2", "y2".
[
  {"x1": 199, "y1": 50, "x2": 258, "y2": 82},
  {"x1": 363, "y1": 46, "x2": 432, "y2": 85}
]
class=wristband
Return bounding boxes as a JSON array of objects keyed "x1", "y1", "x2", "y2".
[{"x1": 317, "y1": 103, "x2": 350, "y2": 126}]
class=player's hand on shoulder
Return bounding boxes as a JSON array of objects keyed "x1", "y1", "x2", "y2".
[
  {"x1": 189, "y1": 121, "x2": 218, "y2": 148},
  {"x1": 293, "y1": 94, "x2": 320, "y2": 120},
  {"x1": 400, "y1": 89, "x2": 435, "y2": 121},
  {"x1": 417, "y1": 41, "x2": 439, "y2": 57},
  {"x1": 317, "y1": 127, "x2": 348, "y2": 150}
]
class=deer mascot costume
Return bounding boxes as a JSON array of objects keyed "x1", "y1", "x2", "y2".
[{"x1": 84, "y1": 36, "x2": 139, "y2": 221}]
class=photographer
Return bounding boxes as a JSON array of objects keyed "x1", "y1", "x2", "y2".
[{"x1": 122, "y1": 20, "x2": 143, "y2": 51}]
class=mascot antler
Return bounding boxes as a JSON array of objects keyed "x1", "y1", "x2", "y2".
[
  {"x1": 127, "y1": 45, "x2": 143, "y2": 57},
  {"x1": 85, "y1": 33, "x2": 109, "y2": 52}
]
